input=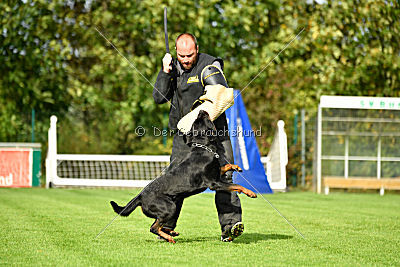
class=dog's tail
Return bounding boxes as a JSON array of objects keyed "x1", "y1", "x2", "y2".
[{"x1": 110, "y1": 196, "x2": 141, "y2": 217}]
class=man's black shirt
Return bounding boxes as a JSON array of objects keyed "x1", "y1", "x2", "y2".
[{"x1": 153, "y1": 53, "x2": 229, "y2": 140}]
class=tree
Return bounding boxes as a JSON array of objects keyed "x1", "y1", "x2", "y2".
[{"x1": 2, "y1": 0, "x2": 399, "y2": 184}]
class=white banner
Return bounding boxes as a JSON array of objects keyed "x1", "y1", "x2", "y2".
[{"x1": 320, "y1": 95, "x2": 400, "y2": 110}]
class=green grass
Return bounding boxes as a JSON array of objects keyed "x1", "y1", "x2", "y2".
[{"x1": 0, "y1": 188, "x2": 399, "y2": 266}]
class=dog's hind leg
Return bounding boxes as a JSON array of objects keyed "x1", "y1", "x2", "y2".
[
  {"x1": 143, "y1": 195, "x2": 177, "y2": 243},
  {"x1": 161, "y1": 228, "x2": 180, "y2": 237},
  {"x1": 150, "y1": 219, "x2": 176, "y2": 244}
]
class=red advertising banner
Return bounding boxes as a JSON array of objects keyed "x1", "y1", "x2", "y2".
[{"x1": 0, "y1": 149, "x2": 32, "y2": 187}]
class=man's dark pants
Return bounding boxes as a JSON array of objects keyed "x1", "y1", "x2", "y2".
[{"x1": 164, "y1": 133, "x2": 242, "y2": 234}]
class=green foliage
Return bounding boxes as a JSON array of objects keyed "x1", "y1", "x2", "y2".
[
  {"x1": 1, "y1": 0, "x2": 72, "y2": 142},
  {"x1": 1, "y1": 1, "x2": 399, "y2": 180}
]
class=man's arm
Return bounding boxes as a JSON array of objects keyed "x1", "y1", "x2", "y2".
[
  {"x1": 212, "y1": 60, "x2": 223, "y2": 73},
  {"x1": 153, "y1": 53, "x2": 174, "y2": 104},
  {"x1": 201, "y1": 59, "x2": 229, "y2": 88}
]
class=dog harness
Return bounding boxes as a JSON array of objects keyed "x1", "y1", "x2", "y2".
[{"x1": 191, "y1": 142, "x2": 219, "y2": 159}]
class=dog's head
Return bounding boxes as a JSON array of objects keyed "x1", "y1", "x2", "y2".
[{"x1": 183, "y1": 110, "x2": 218, "y2": 146}]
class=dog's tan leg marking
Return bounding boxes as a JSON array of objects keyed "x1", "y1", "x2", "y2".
[
  {"x1": 220, "y1": 164, "x2": 243, "y2": 175},
  {"x1": 158, "y1": 229, "x2": 176, "y2": 243},
  {"x1": 228, "y1": 185, "x2": 257, "y2": 198},
  {"x1": 150, "y1": 219, "x2": 176, "y2": 243},
  {"x1": 162, "y1": 228, "x2": 180, "y2": 237}
]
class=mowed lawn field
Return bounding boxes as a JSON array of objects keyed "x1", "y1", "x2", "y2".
[{"x1": 0, "y1": 188, "x2": 399, "y2": 266}]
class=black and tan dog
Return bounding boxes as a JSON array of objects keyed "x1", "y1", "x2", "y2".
[{"x1": 110, "y1": 110, "x2": 256, "y2": 243}]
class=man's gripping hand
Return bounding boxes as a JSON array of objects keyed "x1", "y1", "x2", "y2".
[{"x1": 163, "y1": 53, "x2": 173, "y2": 73}]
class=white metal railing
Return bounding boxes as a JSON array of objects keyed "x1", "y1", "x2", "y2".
[
  {"x1": 46, "y1": 115, "x2": 278, "y2": 189},
  {"x1": 45, "y1": 116, "x2": 170, "y2": 188}
]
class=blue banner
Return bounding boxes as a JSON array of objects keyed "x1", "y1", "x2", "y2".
[{"x1": 225, "y1": 90, "x2": 273, "y2": 194}]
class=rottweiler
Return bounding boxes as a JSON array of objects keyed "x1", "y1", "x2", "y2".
[{"x1": 110, "y1": 110, "x2": 256, "y2": 243}]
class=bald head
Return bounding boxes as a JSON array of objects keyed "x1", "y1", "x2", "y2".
[
  {"x1": 175, "y1": 33, "x2": 198, "y2": 49},
  {"x1": 175, "y1": 33, "x2": 199, "y2": 70}
]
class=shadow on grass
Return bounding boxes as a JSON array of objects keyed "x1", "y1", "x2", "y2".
[
  {"x1": 165, "y1": 233, "x2": 293, "y2": 244},
  {"x1": 234, "y1": 233, "x2": 293, "y2": 244},
  {"x1": 143, "y1": 235, "x2": 217, "y2": 244}
]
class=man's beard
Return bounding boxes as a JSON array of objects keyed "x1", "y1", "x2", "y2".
[{"x1": 180, "y1": 55, "x2": 198, "y2": 70}]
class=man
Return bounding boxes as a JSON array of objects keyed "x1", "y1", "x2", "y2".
[{"x1": 153, "y1": 33, "x2": 243, "y2": 242}]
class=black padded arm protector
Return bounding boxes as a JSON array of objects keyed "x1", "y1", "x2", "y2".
[{"x1": 200, "y1": 65, "x2": 228, "y2": 87}]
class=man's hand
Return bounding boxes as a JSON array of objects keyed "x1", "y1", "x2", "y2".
[{"x1": 163, "y1": 53, "x2": 173, "y2": 73}]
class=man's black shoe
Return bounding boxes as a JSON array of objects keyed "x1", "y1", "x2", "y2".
[{"x1": 221, "y1": 222, "x2": 244, "y2": 242}]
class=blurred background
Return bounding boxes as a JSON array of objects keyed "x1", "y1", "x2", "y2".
[{"x1": 1, "y1": 0, "x2": 399, "y2": 188}]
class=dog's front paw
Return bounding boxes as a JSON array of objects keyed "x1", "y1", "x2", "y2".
[
  {"x1": 232, "y1": 165, "x2": 242, "y2": 172},
  {"x1": 244, "y1": 190, "x2": 257, "y2": 198}
]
